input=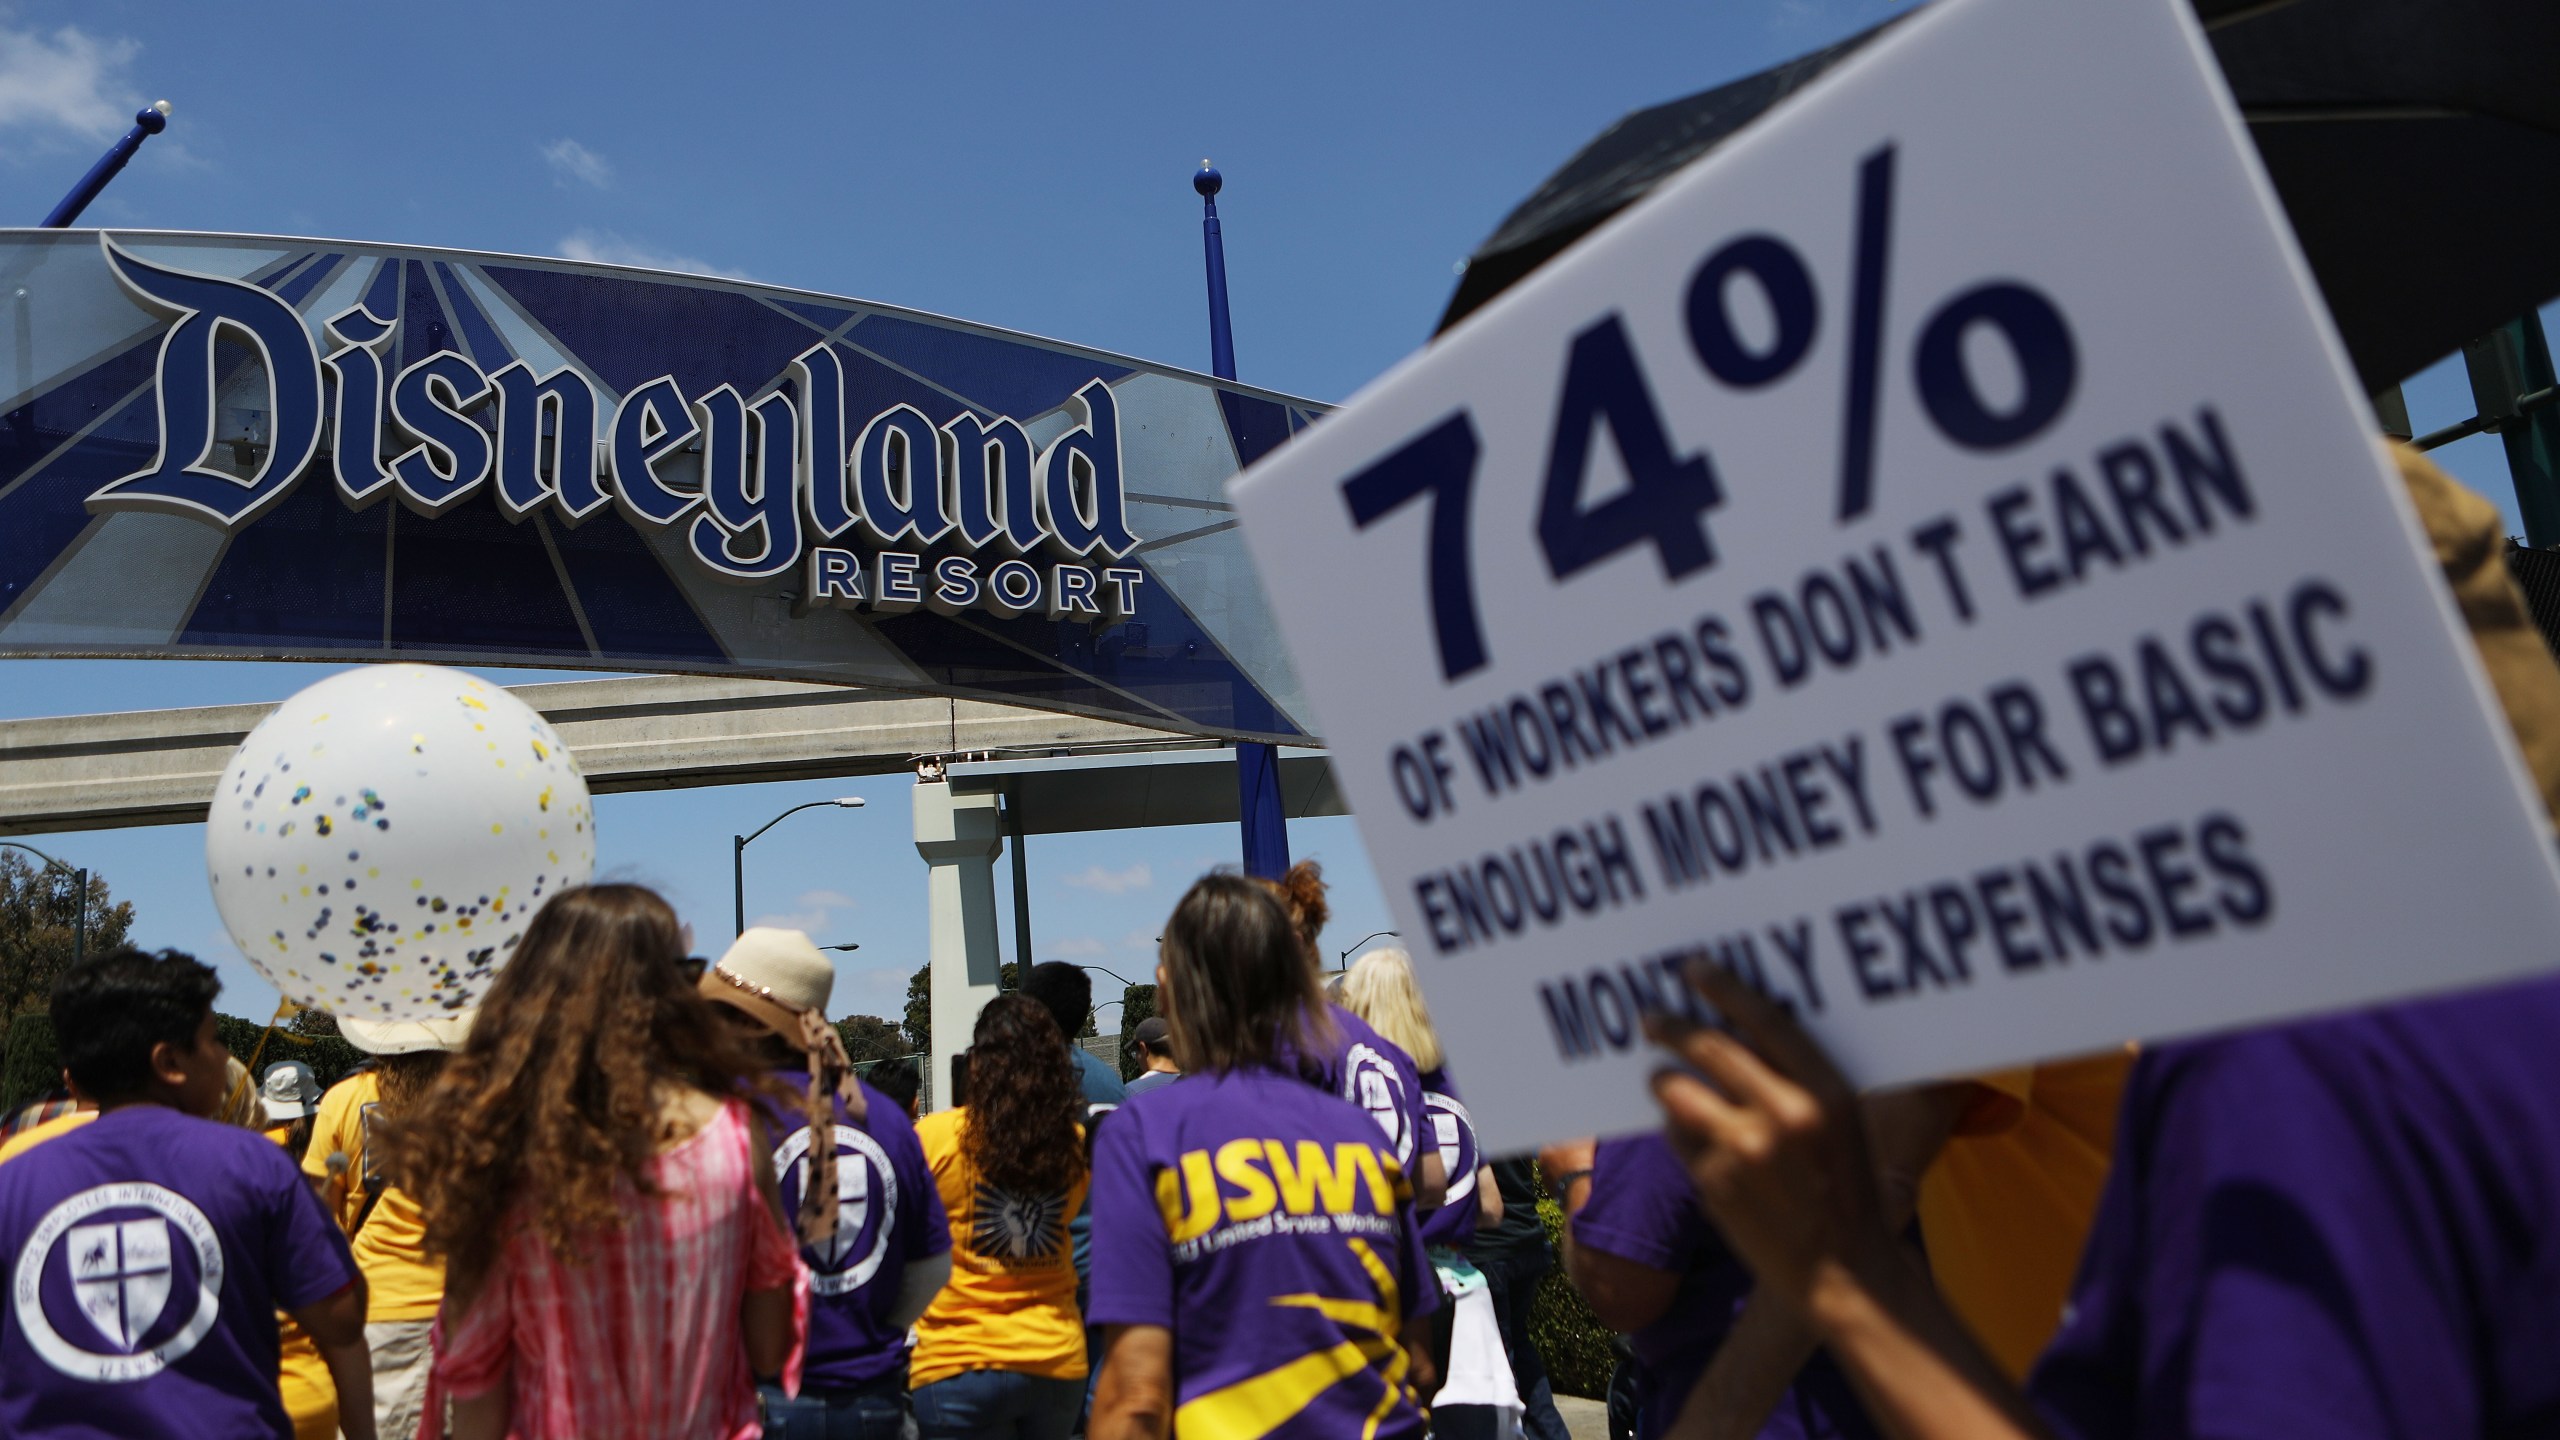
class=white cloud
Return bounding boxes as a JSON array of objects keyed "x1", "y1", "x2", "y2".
[
  {"x1": 833, "y1": 962, "x2": 911, "y2": 1022},
  {"x1": 1120, "y1": 928, "x2": 1157, "y2": 953},
  {"x1": 540, "y1": 138, "x2": 613, "y2": 189},
  {"x1": 1049, "y1": 936, "x2": 1108, "y2": 958},
  {"x1": 749, "y1": 888, "x2": 859, "y2": 941},
  {"x1": 556, "y1": 228, "x2": 749, "y2": 281},
  {"x1": 1060, "y1": 861, "x2": 1151, "y2": 896},
  {"x1": 0, "y1": 24, "x2": 140, "y2": 147}
]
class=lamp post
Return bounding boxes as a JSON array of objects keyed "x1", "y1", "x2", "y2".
[
  {"x1": 42, "y1": 102, "x2": 172, "y2": 228},
  {"x1": 1336, "y1": 930, "x2": 1400, "y2": 969},
  {"x1": 732, "y1": 797, "x2": 865, "y2": 937},
  {"x1": 0, "y1": 842, "x2": 88, "y2": 967}
]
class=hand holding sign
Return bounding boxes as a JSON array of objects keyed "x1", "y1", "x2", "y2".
[{"x1": 1233, "y1": 0, "x2": 2560, "y2": 1152}]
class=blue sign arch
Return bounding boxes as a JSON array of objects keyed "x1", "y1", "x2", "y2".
[{"x1": 0, "y1": 230, "x2": 1323, "y2": 742}]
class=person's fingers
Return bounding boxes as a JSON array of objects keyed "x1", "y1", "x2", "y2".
[
  {"x1": 1651, "y1": 1065, "x2": 1753, "y2": 1161},
  {"x1": 1678, "y1": 953, "x2": 1855, "y2": 1102},
  {"x1": 1657, "y1": 1016, "x2": 1809, "y2": 1127}
]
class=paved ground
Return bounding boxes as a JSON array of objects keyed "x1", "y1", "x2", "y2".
[{"x1": 1555, "y1": 1394, "x2": 1611, "y2": 1440}]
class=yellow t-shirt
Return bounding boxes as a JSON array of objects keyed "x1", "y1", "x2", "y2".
[
  {"x1": 910, "y1": 1108, "x2": 1089, "y2": 1388},
  {"x1": 0, "y1": 1109, "x2": 94, "y2": 1164},
  {"x1": 276, "y1": 1319, "x2": 336, "y2": 1440},
  {"x1": 299, "y1": 1070, "x2": 446, "y2": 1322},
  {"x1": 1917, "y1": 1049, "x2": 2133, "y2": 1380}
]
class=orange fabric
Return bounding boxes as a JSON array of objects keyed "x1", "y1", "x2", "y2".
[
  {"x1": 1918, "y1": 1050, "x2": 2132, "y2": 1380},
  {"x1": 0, "y1": 1109, "x2": 93, "y2": 1165}
]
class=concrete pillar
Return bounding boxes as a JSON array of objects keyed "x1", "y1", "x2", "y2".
[{"x1": 914, "y1": 777, "x2": 1006, "y2": 1111}]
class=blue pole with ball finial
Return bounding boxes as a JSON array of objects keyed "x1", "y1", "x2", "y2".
[
  {"x1": 42, "y1": 102, "x2": 172, "y2": 228},
  {"x1": 1196, "y1": 160, "x2": 1289, "y2": 881}
]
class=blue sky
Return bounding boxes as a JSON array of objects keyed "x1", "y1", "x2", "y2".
[{"x1": 0, "y1": 0, "x2": 2550, "y2": 1028}]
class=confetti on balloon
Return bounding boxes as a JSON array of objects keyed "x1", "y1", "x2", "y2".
[{"x1": 207, "y1": 663, "x2": 596, "y2": 1022}]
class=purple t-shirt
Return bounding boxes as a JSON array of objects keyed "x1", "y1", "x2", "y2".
[
  {"x1": 764, "y1": 1073, "x2": 950, "y2": 1390},
  {"x1": 1417, "y1": 1067, "x2": 1480, "y2": 1251},
  {"x1": 0, "y1": 1104, "x2": 357, "y2": 1439},
  {"x1": 1088, "y1": 1067, "x2": 1440, "y2": 1439},
  {"x1": 2028, "y1": 975, "x2": 2560, "y2": 1438},
  {"x1": 1303, "y1": 1006, "x2": 1431, "y2": 1175},
  {"x1": 1575, "y1": 1134, "x2": 1875, "y2": 1440}
]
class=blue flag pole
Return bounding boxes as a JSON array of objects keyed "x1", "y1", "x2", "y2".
[
  {"x1": 1197, "y1": 161, "x2": 1290, "y2": 881},
  {"x1": 41, "y1": 102, "x2": 172, "y2": 228}
]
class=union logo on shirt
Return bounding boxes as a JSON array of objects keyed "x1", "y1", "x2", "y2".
[
  {"x1": 1340, "y1": 1044, "x2": 1413, "y2": 1165},
  {"x1": 1425, "y1": 1091, "x2": 1479, "y2": 1208},
  {"x1": 14, "y1": 1184, "x2": 225, "y2": 1383},
  {"x1": 969, "y1": 1182, "x2": 1067, "y2": 1263},
  {"x1": 773, "y1": 1123, "x2": 901, "y2": 1296}
]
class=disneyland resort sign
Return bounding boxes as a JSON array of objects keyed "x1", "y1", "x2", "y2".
[{"x1": 95, "y1": 240, "x2": 1148, "y2": 622}]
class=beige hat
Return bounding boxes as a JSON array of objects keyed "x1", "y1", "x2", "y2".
[
  {"x1": 339, "y1": 1012, "x2": 476, "y2": 1055},
  {"x1": 703, "y1": 927, "x2": 835, "y2": 1035},
  {"x1": 699, "y1": 926, "x2": 870, "y2": 1251}
]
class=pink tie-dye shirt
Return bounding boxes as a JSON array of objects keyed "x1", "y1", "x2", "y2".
[{"x1": 426, "y1": 1099, "x2": 809, "y2": 1439}]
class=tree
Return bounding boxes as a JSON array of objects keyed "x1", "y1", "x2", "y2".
[
  {"x1": 903, "y1": 959, "x2": 1025, "y2": 1057},
  {"x1": 1119, "y1": 984, "x2": 1158, "y2": 1081},
  {"x1": 286, "y1": 1006, "x2": 340, "y2": 1040},
  {"x1": 904, "y1": 963, "x2": 931, "y2": 1055},
  {"x1": 836, "y1": 1014, "x2": 908, "y2": 1065},
  {"x1": 0, "y1": 852, "x2": 134, "y2": 1056}
]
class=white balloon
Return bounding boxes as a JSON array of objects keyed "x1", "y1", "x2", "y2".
[{"x1": 206, "y1": 664, "x2": 595, "y2": 1022}]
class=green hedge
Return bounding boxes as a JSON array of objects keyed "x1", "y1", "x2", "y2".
[{"x1": 1529, "y1": 1195, "x2": 1618, "y2": 1400}]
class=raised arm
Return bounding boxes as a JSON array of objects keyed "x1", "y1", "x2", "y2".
[{"x1": 1647, "y1": 961, "x2": 2053, "y2": 1440}]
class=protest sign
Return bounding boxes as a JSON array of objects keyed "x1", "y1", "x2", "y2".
[{"x1": 1230, "y1": 0, "x2": 2560, "y2": 1151}]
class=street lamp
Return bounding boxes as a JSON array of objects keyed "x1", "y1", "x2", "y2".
[
  {"x1": 820, "y1": 942, "x2": 861, "y2": 953},
  {"x1": 1336, "y1": 930, "x2": 1400, "y2": 968},
  {"x1": 0, "y1": 842, "x2": 88, "y2": 966},
  {"x1": 732, "y1": 797, "x2": 865, "y2": 936},
  {"x1": 1074, "y1": 963, "x2": 1138, "y2": 989}
]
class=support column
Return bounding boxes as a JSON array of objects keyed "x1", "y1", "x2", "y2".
[{"x1": 914, "y1": 777, "x2": 1006, "y2": 1112}]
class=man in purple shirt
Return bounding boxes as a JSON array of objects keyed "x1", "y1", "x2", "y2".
[
  {"x1": 704, "y1": 929, "x2": 952, "y2": 1440},
  {"x1": 766, "y1": 1063, "x2": 951, "y2": 1435},
  {"x1": 0, "y1": 950, "x2": 373, "y2": 1440}
]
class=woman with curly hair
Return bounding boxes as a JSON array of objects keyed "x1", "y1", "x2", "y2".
[
  {"x1": 909, "y1": 993, "x2": 1090, "y2": 1440},
  {"x1": 383, "y1": 883, "x2": 807, "y2": 1440}
]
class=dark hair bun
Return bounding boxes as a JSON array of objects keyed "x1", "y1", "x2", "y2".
[{"x1": 1257, "y1": 860, "x2": 1329, "y2": 955}]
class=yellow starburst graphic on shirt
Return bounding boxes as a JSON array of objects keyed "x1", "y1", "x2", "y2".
[{"x1": 1171, "y1": 1237, "x2": 1418, "y2": 1440}]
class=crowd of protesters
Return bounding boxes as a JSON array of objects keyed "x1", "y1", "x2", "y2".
[{"x1": 0, "y1": 445, "x2": 2550, "y2": 1440}]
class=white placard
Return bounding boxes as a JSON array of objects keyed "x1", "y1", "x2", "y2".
[{"x1": 1230, "y1": 0, "x2": 2560, "y2": 1153}]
